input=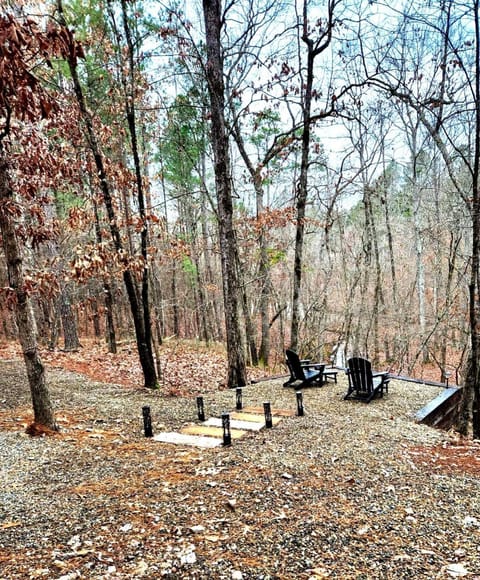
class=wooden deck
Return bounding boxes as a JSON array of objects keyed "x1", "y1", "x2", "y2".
[{"x1": 415, "y1": 386, "x2": 463, "y2": 429}]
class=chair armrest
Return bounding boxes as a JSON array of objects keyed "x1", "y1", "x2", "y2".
[{"x1": 302, "y1": 360, "x2": 324, "y2": 370}]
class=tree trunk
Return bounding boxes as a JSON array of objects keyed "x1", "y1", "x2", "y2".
[
  {"x1": 0, "y1": 144, "x2": 57, "y2": 431},
  {"x1": 461, "y1": 0, "x2": 480, "y2": 438},
  {"x1": 291, "y1": 0, "x2": 336, "y2": 351},
  {"x1": 90, "y1": 295, "x2": 102, "y2": 339},
  {"x1": 57, "y1": 0, "x2": 156, "y2": 387},
  {"x1": 202, "y1": 0, "x2": 247, "y2": 388},
  {"x1": 171, "y1": 262, "x2": 180, "y2": 336},
  {"x1": 48, "y1": 300, "x2": 60, "y2": 351},
  {"x1": 60, "y1": 286, "x2": 80, "y2": 351},
  {"x1": 92, "y1": 199, "x2": 117, "y2": 353},
  {"x1": 194, "y1": 253, "x2": 210, "y2": 343},
  {"x1": 382, "y1": 171, "x2": 399, "y2": 359},
  {"x1": 119, "y1": 0, "x2": 157, "y2": 380},
  {"x1": 258, "y1": 233, "x2": 271, "y2": 366},
  {"x1": 291, "y1": 35, "x2": 314, "y2": 352},
  {"x1": 237, "y1": 256, "x2": 258, "y2": 366}
]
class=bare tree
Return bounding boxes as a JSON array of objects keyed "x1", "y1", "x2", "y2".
[
  {"x1": 290, "y1": 0, "x2": 340, "y2": 351},
  {"x1": 362, "y1": 0, "x2": 480, "y2": 435},
  {"x1": 202, "y1": 0, "x2": 247, "y2": 387}
]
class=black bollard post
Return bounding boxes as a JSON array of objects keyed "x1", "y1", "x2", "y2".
[
  {"x1": 142, "y1": 406, "x2": 153, "y2": 437},
  {"x1": 296, "y1": 391, "x2": 304, "y2": 416},
  {"x1": 263, "y1": 402, "x2": 273, "y2": 428},
  {"x1": 196, "y1": 396, "x2": 205, "y2": 422},
  {"x1": 235, "y1": 387, "x2": 243, "y2": 410},
  {"x1": 222, "y1": 413, "x2": 231, "y2": 446}
]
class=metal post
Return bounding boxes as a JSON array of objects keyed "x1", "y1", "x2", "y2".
[
  {"x1": 264, "y1": 402, "x2": 273, "y2": 428},
  {"x1": 142, "y1": 406, "x2": 153, "y2": 437},
  {"x1": 196, "y1": 396, "x2": 205, "y2": 422},
  {"x1": 296, "y1": 390, "x2": 304, "y2": 416},
  {"x1": 222, "y1": 413, "x2": 231, "y2": 446},
  {"x1": 236, "y1": 387, "x2": 243, "y2": 410}
]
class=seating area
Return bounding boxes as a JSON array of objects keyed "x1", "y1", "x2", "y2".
[
  {"x1": 284, "y1": 350, "x2": 389, "y2": 404},
  {"x1": 344, "y1": 356, "x2": 390, "y2": 403},
  {"x1": 283, "y1": 349, "x2": 338, "y2": 388}
]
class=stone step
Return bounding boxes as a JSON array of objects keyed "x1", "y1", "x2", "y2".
[{"x1": 153, "y1": 432, "x2": 223, "y2": 448}]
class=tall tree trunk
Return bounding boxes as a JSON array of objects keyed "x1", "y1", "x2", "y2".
[
  {"x1": 412, "y1": 180, "x2": 428, "y2": 364},
  {"x1": 291, "y1": 28, "x2": 314, "y2": 352},
  {"x1": 118, "y1": 0, "x2": 156, "y2": 379},
  {"x1": 57, "y1": 1, "x2": 157, "y2": 387},
  {"x1": 200, "y1": 144, "x2": 223, "y2": 342},
  {"x1": 202, "y1": 0, "x2": 247, "y2": 387},
  {"x1": 230, "y1": 106, "x2": 276, "y2": 366},
  {"x1": 464, "y1": 0, "x2": 480, "y2": 437},
  {"x1": 236, "y1": 253, "x2": 258, "y2": 366},
  {"x1": 291, "y1": 1, "x2": 336, "y2": 350},
  {"x1": 382, "y1": 170, "x2": 399, "y2": 359},
  {"x1": 0, "y1": 144, "x2": 57, "y2": 430},
  {"x1": 258, "y1": 232, "x2": 271, "y2": 366}
]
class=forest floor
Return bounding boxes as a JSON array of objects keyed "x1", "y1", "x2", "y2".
[{"x1": 1, "y1": 340, "x2": 480, "y2": 579}]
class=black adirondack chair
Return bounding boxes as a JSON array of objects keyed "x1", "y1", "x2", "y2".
[
  {"x1": 344, "y1": 357, "x2": 390, "y2": 403},
  {"x1": 284, "y1": 349, "x2": 325, "y2": 388}
]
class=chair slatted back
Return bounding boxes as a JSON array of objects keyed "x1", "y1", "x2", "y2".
[
  {"x1": 347, "y1": 357, "x2": 373, "y2": 394},
  {"x1": 285, "y1": 349, "x2": 306, "y2": 381}
]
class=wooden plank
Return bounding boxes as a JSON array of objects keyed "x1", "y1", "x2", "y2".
[
  {"x1": 230, "y1": 412, "x2": 265, "y2": 422},
  {"x1": 228, "y1": 412, "x2": 282, "y2": 426},
  {"x1": 241, "y1": 406, "x2": 295, "y2": 417},
  {"x1": 181, "y1": 425, "x2": 246, "y2": 439},
  {"x1": 204, "y1": 417, "x2": 265, "y2": 431},
  {"x1": 415, "y1": 387, "x2": 462, "y2": 429}
]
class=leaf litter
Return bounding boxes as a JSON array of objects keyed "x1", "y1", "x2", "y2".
[{"x1": 0, "y1": 341, "x2": 480, "y2": 579}]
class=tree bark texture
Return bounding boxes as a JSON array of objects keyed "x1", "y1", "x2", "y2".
[
  {"x1": 93, "y1": 200, "x2": 117, "y2": 353},
  {"x1": 0, "y1": 145, "x2": 57, "y2": 430},
  {"x1": 462, "y1": 0, "x2": 480, "y2": 438},
  {"x1": 59, "y1": 286, "x2": 80, "y2": 351},
  {"x1": 202, "y1": 0, "x2": 247, "y2": 387}
]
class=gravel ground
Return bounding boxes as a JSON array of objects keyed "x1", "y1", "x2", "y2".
[{"x1": 1, "y1": 360, "x2": 479, "y2": 580}]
